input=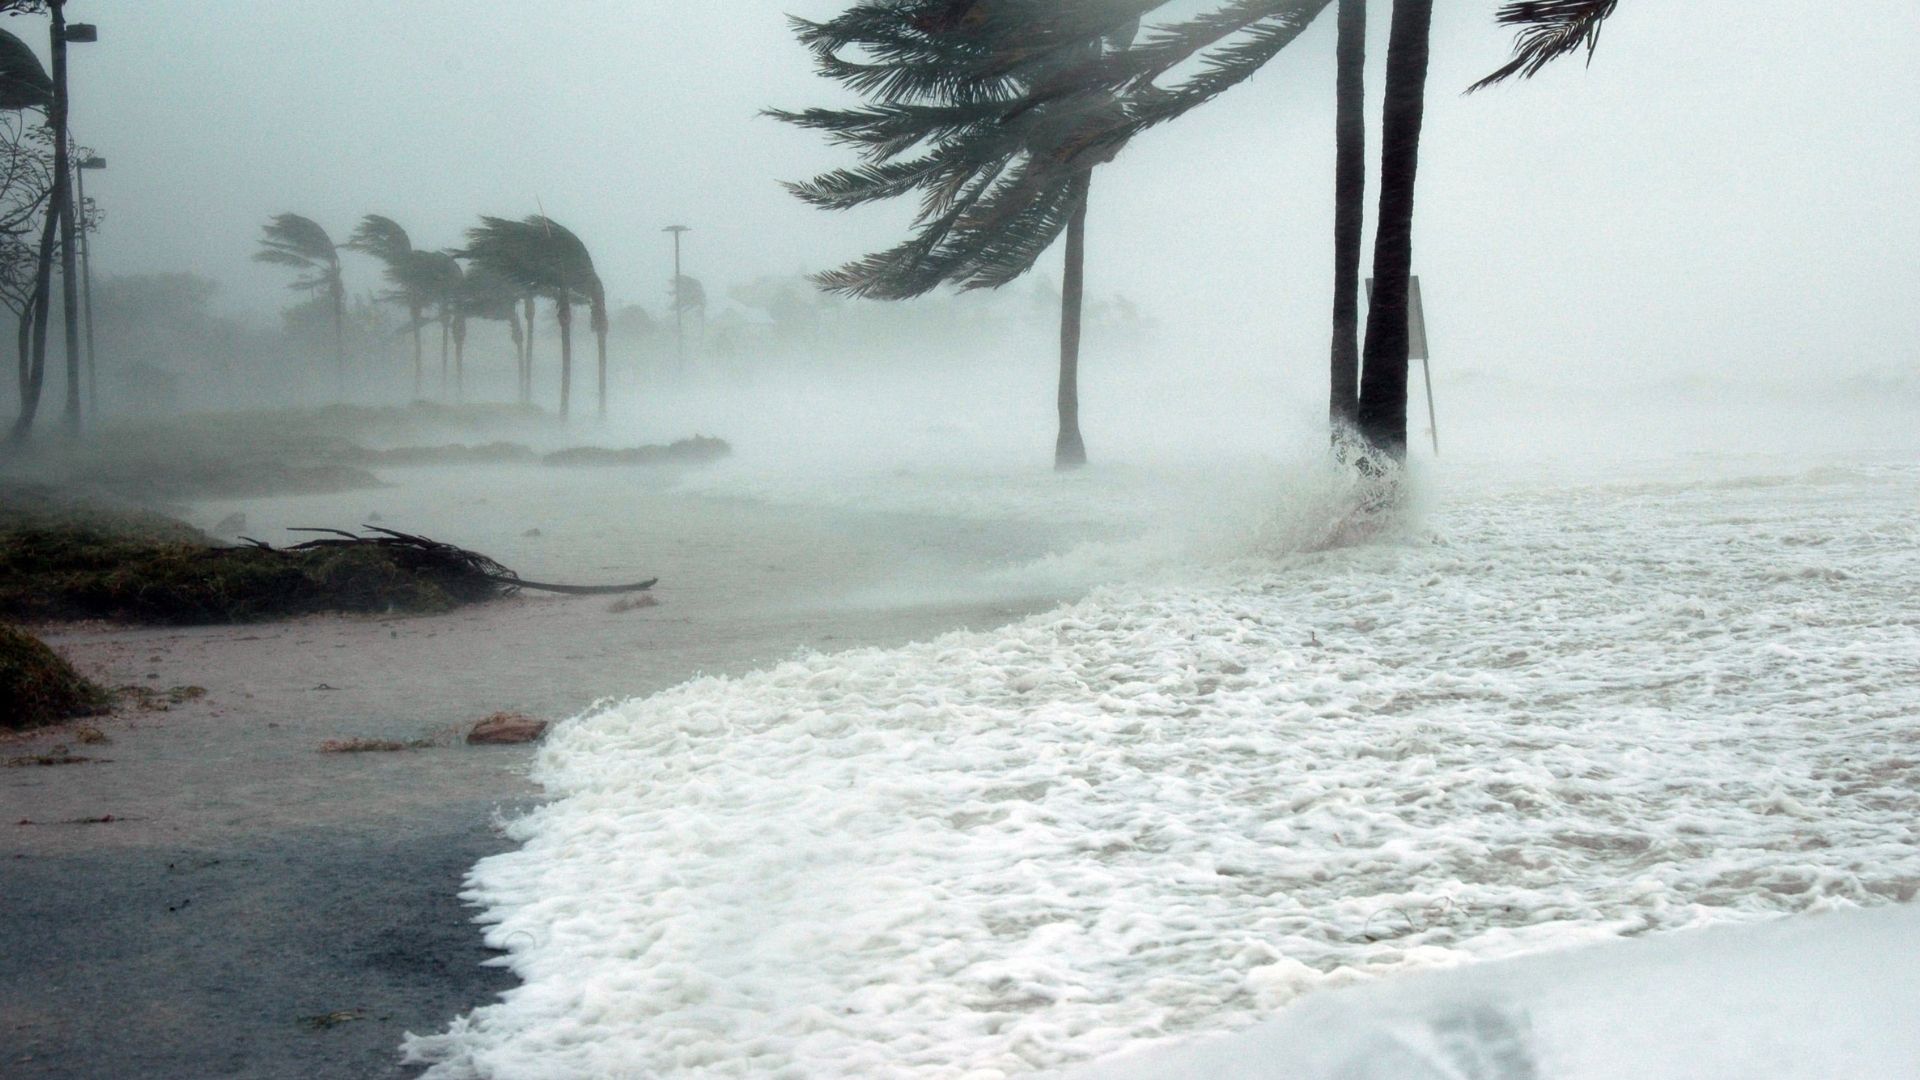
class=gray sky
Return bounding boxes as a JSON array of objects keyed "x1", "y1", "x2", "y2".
[{"x1": 41, "y1": 0, "x2": 1920, "y2": 387}]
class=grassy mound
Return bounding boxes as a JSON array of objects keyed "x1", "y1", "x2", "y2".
[
  {"x1": 0, "y1": 487, "x2": 509, "y2": 624},
  {"x1": 0, "y1": 623, "x2": 110, "y2": 730},
  {"x1": 0, "y1": 525, "x2": 504, "y2": 624}
]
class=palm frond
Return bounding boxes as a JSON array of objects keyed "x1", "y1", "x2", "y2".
[
  {"x1": 0, "y1": 28, "x2": 51, "y2": 111},
  {"x1": 1470, "y1": 0, "x2": 1619, "y2": 92},
  {"x1": 347, "y1": 214, "x2": 413, "y2": 264}
]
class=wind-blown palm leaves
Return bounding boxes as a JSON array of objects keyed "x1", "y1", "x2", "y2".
[
  {"x1": 1471, "y1": 0, "x2": 1620, "y2": 91},
  {"x1": 0, "y1": 28, "x2": 51, "y2": 111},
  {"x1": 346, "y1": 214, "x2": 432, "y2": 395},
  {"x1": 462, "y1": 215, "x2": 607, "y2": 420},
  {"x1": 778, "y1": 2, "x2": 1165, "y2": 467},
  {"x1": 253, "y1": 213, "x2": 345, "y2": 389}
]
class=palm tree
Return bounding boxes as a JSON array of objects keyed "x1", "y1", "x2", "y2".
[
  {"x1": 347, "y1": 214, "x2": 429, "y2": 396},
  {"x1": 451, "y1": 261, "x2": 525, "y2": 403},
  {"x1": 775, "y1": 5, "x2": 1143, "y2": 470},
  {"x1": 463, "y1": 215, "x2": 604, "y2": 420},
  {"x1": 254, "y1": 213, "x2": 345, "y2": 392}
]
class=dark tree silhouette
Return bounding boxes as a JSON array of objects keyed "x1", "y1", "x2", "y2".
[
  {"x1": 1472, "y1": 0, "x2": 1620, "y2": 91},
  {"x1": 254, "y1": 213, "x2": 346, "y2": 394},
  {"x1": 347, "y1": 215, "x2": 431, "y2": 396},
  {"x1": 463, "y1": 215, "x2": 605, "y2": 420},
  {"x1": 774, "y1": 3, "x2": 1147, "y2": 469},
  {"x1": 1329, "y1": 0, "x2": 1365, "y2": 439},
  {"x1": 1354, "y1": 0, "x2": 1433, "y2": 459}
]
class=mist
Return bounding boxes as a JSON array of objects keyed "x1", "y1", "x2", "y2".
[{"x1": 3, "y1": 3, "x2": 1917, "y2": 1079}]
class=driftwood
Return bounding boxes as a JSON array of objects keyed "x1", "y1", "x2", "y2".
[{"x1": 269, "y1": 526, "x2": 657, "y2": 596}]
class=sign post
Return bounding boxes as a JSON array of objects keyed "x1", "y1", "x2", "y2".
[{"x1": 1366, "y1": 274, "x2": 1440, "y2": 456}]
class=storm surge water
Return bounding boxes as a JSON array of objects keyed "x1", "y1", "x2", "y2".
[{"x1": 404, "y1": 442, "x2": 1920, "y2": 1078}]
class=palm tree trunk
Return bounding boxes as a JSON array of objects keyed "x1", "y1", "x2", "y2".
[
  {"x1": 556, "y1": 299, "x2": 573, "y2": 422},
  {"x1": 330, "y1": 273, "x2": 345, "y2": 401},
  {"x1": 1055, "y1": 171, "x2": 1092, "y2": 470},
  {"x1": 595, "y1": 329, "x2": 607, "y2": 422},
  {"x1": 1329, "y1": 0, "x2": 1366, "y2": 439},
  {"x1": 410, "y1": 304, "x2": 424, "y2": 399},
  {"x1": 453, "y1": 316, "x2": 467, "y2": 402},
  {"x1": 521, "y1": 295, "x2": 535, "y2": 406},
  {"x1": 1356, "y1": 0, "x2": 1433, "y2": 460},
  {"x1": 508, "y1": 307, "x2": 526, "y2": 407},
  {"x1": 438, "y1": 309, "x2": 449, "y2": 398}
]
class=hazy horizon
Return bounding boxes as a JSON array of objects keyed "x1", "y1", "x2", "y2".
[{"x1": 33, "y1": 0, "x2": 1916, "y2": 399}]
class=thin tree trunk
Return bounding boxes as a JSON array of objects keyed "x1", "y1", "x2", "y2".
[
  {"x1": 8, "y1": 193, "x2": 61, "y2": 446},
  {"x1": 410, "y1": 304, "x2": 424, "y2": 399},
  {"x1": 508, "y1": 307, "x2": 525, "y2": 407},
  {"x1": 453, "y1": 316, "x2": 466, "y2": 401},
  {"x1": 1055, "y1": 171, "x2": 1091, "y2": 470},
  {"x1": 1356, "y1": 0, "x2": 1433, "y2": 460},
  {"x1": 1329, "y1": 0, "x2": 1366, "y2": 438},
  {"x1": 50, "y1": 0, "x2": 80, "y2": 435},
  {"x1": 16, "y1": 298, "x2": 32, "y2": 405},
  {"x1": 556, "y1": 299, "x2": 573, "y2": 422},
  {"x1": 330, "y1": 273, "x2": 345, "y2": 401},
  {"x1": 521, "y1": 295, "x2": 535, "y2": 406},
  {"x1": 595, "y1": 328, "x2": 607, "y2": 422},
  {"x1": 437, "y1": 309, "x2": 449, "y2": 397}
]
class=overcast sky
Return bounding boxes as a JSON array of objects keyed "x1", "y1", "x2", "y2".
[{"x1": 33, "y1": 0, "x2": 1920, "y2": 388}]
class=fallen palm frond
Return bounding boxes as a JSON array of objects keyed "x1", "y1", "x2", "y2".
[
  {"x1": 281, "y1": 527, "x2": 657, "y2": 596},
  {"x1": 2, "y1": 512, "x2": 654, "y2": 624}
]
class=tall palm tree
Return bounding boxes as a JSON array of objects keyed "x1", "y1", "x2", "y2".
[
  {"x1": 347, "y1": 214, "x2": 429, "y2": 396},
  {"x1": 254, "y1": 213, "x2": 345, "y2": 392},
  {"x1": 775, "y1": 5, "x2": 1143, "y2": 470},
  {"x1": 1329, "y1": 0, "x2": 1365, "y2": 440},
  {"x1": 463, "y1": 215, "x2": 603, "y2": 420}
]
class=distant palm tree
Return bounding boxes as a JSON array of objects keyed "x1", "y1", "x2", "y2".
[
  {"x1": 451, "y1": 261, "x2": 525, "y2": 403},
  {"x1": 347, "y1": 215, "x2": 430, "y2": 396},
  {"x1": 463, "y1": 215, "x2": 605, "y2": 420},
  {"x1": 254, "y1": 213, "x2": 345, "y2": 391}
]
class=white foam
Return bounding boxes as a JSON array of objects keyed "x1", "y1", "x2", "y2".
[{"x1": 405, "y1": 457, "x2": 1920, "y2": 1078}]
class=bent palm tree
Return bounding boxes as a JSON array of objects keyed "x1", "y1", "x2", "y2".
[
  {"x1": 347, "y1": 214, "x2": 430, "y2": 396},
  {"x1": 254, "y1": 213, "x2": 345, "y2": 392},
  {"x1": 775, "y1": 5, "x2": 1144, "y2": 469}
]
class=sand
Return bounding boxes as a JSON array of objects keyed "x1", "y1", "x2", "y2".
[{"x1": 1, "y1": 465, "x2": 1078, "y2": 1079}]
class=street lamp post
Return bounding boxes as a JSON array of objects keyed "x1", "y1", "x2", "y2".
[
  {"x1": 50, "y1": 2, "x2": 95, "y2": 434},
  {"x1": 663, "y1": 225, "x2": 690, "y2": 373},
  {"x1": 76, "y1": 155, "x2": 104, "y2": 417}
]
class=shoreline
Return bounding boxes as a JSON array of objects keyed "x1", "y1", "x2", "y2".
[{"x1": 3, "y1": 471, "x2": 1076, "y2": 1078}]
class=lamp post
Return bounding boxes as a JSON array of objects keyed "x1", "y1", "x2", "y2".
[
  {"x1": 75, "y1": 155, "x2": 103, "y2": 416},
  {"x1": 663, "y1": 225, "x2": 690, "y2": 373},
  {"x1": 51, "y1": 3, "x2": 95, "y2": 434}
]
